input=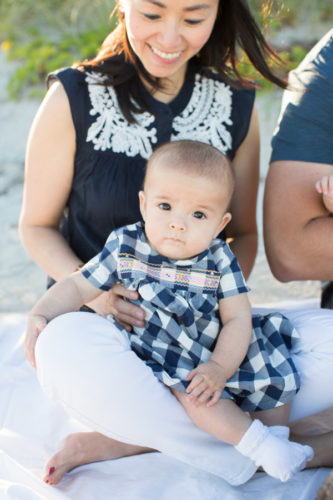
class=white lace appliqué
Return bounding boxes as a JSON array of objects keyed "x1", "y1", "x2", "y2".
[
  {"x1": 172, "y1": 73, "x2": 233, "y2": 153},
  {"x1": 85, "y1": 72, "x2": 157, "y2": 159}
]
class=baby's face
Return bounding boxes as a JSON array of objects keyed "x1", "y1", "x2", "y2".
[{"x1": 139, "y1": 162, "x2": 231, "y2": 260}]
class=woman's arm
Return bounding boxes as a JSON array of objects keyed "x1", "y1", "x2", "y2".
[
  {"x1": 19, "y1": 81, "x2": 80, "y2": 280},
  {"x1": 20, "y1": 81, "x2": 145, "y2": 322},
  {"x1": 25, "y1": 272, "x2": 102, "y2": 367},
  {"x1": 226, "y1": 106, "x2": 260, "y2": 280}
]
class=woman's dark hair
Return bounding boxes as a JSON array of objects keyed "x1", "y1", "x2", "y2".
[{"x1": 77, "y1": 0, "x2": 286, "y2": 122}]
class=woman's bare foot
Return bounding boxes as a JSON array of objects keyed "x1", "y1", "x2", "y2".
[{"x1": 43, "y1": 431, "x2": 153, "y2": 485}]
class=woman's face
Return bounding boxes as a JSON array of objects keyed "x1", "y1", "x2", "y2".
[{"x1": 121, "y1": 0, "x2": 219, "y2": 88}]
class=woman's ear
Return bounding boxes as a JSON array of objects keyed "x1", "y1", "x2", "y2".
[
  {"x1": 214, "y1": 212, "x2": 232, "y2": 237},
  {"x1": 138, "y1": 191, "x2": 147, "y2": 221}
]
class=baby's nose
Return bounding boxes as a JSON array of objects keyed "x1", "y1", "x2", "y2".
[{"x1": 169, "y1": 220, "x2": 186, "y2": 231}]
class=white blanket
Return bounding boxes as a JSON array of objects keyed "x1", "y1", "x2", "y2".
[{"x1": 0, "y1": 311, "x2": 331, "y2": 500}]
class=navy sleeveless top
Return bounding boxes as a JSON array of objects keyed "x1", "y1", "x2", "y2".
[{"x1": 48, "y1": 61, "x2": 255, "y2": 263}]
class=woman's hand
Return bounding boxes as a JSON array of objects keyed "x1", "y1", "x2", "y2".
[
  {"x1": 86, "y1": 284, "x2": 145, "y2": 331},
  {"x1": 25, "y1": 314, "x2": 48, "y2": 368},
  {"x1": 186, "y1": 360, "x2": 227, "y2": 408}
]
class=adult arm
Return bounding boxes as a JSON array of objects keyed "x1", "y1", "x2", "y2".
[
  {"x1": 227, "y1": 106, "x2": 260, "y2": 280},
  {"x1": 264, "y1": 160, "x2": 333, "y2": 282},
  {"x1": 25, "y1": 272, "x2": 101, "y2": 367},
  {"x1": 19, "y1": 81, "x2": 80, "y2": 279},
  {"x1": 19, "y1": 82, "x2": 144, "y2": 322},
  {"x1": 19, "y1": 82, "x2": 144, "y2": 320}
]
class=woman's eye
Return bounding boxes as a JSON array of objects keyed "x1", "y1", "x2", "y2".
[
  {"x1": 185, "y1": 19, "x2": 203, "y2": 25},
  {"x1": 159, "y1": 203, "x2": 171, "y2": 210},
  {"x1": 193, "y1": 211, "x2": 206, "y2": 219},
  {"x1": 143, "y1": 13, "x2": 160, "y2": 20}
]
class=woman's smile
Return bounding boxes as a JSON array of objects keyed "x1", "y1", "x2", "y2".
[{"x1": 149, "y1": 44, "x2": 183, "y2": 61}]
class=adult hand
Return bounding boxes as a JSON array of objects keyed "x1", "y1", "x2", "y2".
[
  {"x1": 25, "y1": 314, "x2": 48, "y2": 368},
  {"x1": 86, "y1": 284, "x2": 145, "y2": 331},
  {"x1": 186, "y1": 360, "x2": 227, "y2": 408}
]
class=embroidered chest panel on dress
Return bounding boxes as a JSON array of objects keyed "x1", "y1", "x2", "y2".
[
  {"x1": 85, "y1": 71, "x2": 233, "y2": 159},
  {"x1": 117, "y1": 253, "x2": 220, "y2": 293}
]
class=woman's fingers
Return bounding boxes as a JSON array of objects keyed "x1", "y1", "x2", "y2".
[
  {"x1": 87, "y1": 285, "x2": 145, "y2": 329},
  {"x1": 110, "y1": 290, "x2": 145, "y2": 328}
]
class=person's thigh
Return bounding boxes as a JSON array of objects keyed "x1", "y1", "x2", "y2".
[
  {"x1": 281, "y1": 308, "x2": 333, "y2": 422},
  {"x1": 35, "y1": 312, "x2": 256, "y2": 485}
]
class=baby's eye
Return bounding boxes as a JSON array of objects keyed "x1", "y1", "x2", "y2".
[
  {"x1": 193, "y1": 211, "x2": 206, "y2": 219},
  {"x1": 159, "y1": 203, "x2": 171, "y2": 210}
]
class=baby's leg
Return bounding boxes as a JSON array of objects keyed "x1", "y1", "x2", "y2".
[
  {"x1": 250, "y1": 403, "x2": 290, "y2": 427},
  {"x1": 172, "y1": 389, "x2": 252, "y2": 445},
  {"x1": 172, "y1": 390, "x2": 313, "y2": 482}
]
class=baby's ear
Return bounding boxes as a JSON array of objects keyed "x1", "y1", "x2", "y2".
[
  {"x1": 215, "y1": 212, "x2": 232, "y2": 237},
  {"x1": 138, "y1": 191, "x2": 147, "y2": 221}
]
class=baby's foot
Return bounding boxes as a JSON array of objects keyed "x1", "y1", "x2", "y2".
[
  {"x1": 257, "y1": 434, "x2": 314, "y2": 482},
  {"x1": 236, "y1": 420, "x2": 314, "y2": 482},
  {"x1": 43, "y1": 431, "x2": 152, "y2": 485},
  {"x1": 269, "y1": 425, "x2": 290, "y2": 440}
]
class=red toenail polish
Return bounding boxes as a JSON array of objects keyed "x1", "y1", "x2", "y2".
[{"x1": 49, "y1": 467, "x2": 55, "y2": 475}]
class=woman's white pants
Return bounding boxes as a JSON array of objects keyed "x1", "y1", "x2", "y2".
[{"x1": 35, "y1": 307, "x2": 333, "y2": 486}]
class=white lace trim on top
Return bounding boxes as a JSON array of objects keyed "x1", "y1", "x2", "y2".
[
  {"x1": 86, "y1": 72, "x2": 157, "y2": 159},
  {"x1": 171, "y1": 73, "x2": 232, "y2": 153},
  {"x1": 85, "y1": 71, "x2": 233, "y2": 158}
]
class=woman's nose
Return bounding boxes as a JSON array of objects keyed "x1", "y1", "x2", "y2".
[{"x1": 156, "y1": 20, "x2": 182, "y2": 49}]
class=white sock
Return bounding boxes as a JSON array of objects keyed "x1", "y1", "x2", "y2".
[
  {"x1": 269, "y1": 425, "x2": 290, "y2": 440},
  {"x1": 235, "y1": 419, "x2": 314, "y2": 482}
]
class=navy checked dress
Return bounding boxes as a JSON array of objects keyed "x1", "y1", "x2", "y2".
[{"x1": 82, "y1": 222, "x2": 300, "y2": 412}]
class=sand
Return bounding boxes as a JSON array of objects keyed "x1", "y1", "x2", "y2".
[{"x1": 0, "y1": 52, "x2": 321, "y2": 313}]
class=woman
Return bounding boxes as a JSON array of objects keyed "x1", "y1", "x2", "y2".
[{"x1": 20, "y1": 0, "x2": 333, "y2": 487}]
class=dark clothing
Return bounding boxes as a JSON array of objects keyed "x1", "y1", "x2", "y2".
[
  {"x1": 271, "y1": 29, "x2": 333, "y2": 165},
  {"x1": 48, "y1": 61, "x2": 254, "y2": 264}
]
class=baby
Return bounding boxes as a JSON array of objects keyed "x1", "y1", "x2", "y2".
[{"x1": 26, "y1": 140, "x2": 313, "y2": 482}]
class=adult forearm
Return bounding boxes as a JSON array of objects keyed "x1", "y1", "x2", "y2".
[
  {"x1": 19, "y1": 225, "x2": 82, "y2": 282},
  {"x1": 31, "y1": 275, "x2": 85, "y2": 321},
  {"x1": 266, "y1": 215, "x2": 333, "y2": 282},
  {"x1": 264, "y1": 161, "x2": 333, "y2": 282},
  {"x1": 228, "y1": 232, "x2": 258, "y2": 281}
]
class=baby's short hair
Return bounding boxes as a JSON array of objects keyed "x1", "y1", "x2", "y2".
[{"x1": 145, "y1": 140, "x2": 235, "y2": 205}]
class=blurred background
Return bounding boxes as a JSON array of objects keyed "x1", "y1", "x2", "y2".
[{"x1": 0, "y1": 0, "x2": 332, "y2": 311}]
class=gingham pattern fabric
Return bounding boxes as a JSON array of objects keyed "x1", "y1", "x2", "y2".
[{"x1": 82, "y1": 222, "x2": 300, "y2": 411}]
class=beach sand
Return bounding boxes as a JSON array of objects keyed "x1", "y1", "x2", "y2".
[{"x1": 0, "y1": 52, "x2": 321, "y2": 313}]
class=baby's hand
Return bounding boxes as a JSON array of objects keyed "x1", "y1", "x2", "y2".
[
  {"x1": 25, "y1": 314, "x2": 48, "y2": 369},
  {"x1": 186, "y1": 360, "x2": 227, "y2": 408},
  {"x1": 315, "y1": 174, "x2": 333, "y2": 213}
]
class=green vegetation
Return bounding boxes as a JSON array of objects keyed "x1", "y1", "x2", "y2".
[
  {"x1": 0, "y1": 0, "x2": 332, "y2": 98},
  {"x1": 0, "y1": 0, "x2": 116, "y2": 98}
]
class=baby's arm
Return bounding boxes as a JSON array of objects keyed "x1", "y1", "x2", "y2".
[
  {"x1": 186, "y1": 293, "x2": 252, "y2": 407},
  {"x1": 25, "y1": 271, "x2": 101, "y2": 367},
  {"x1": 315, "y1": 174, "x2": 333, "y2": 213}
]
